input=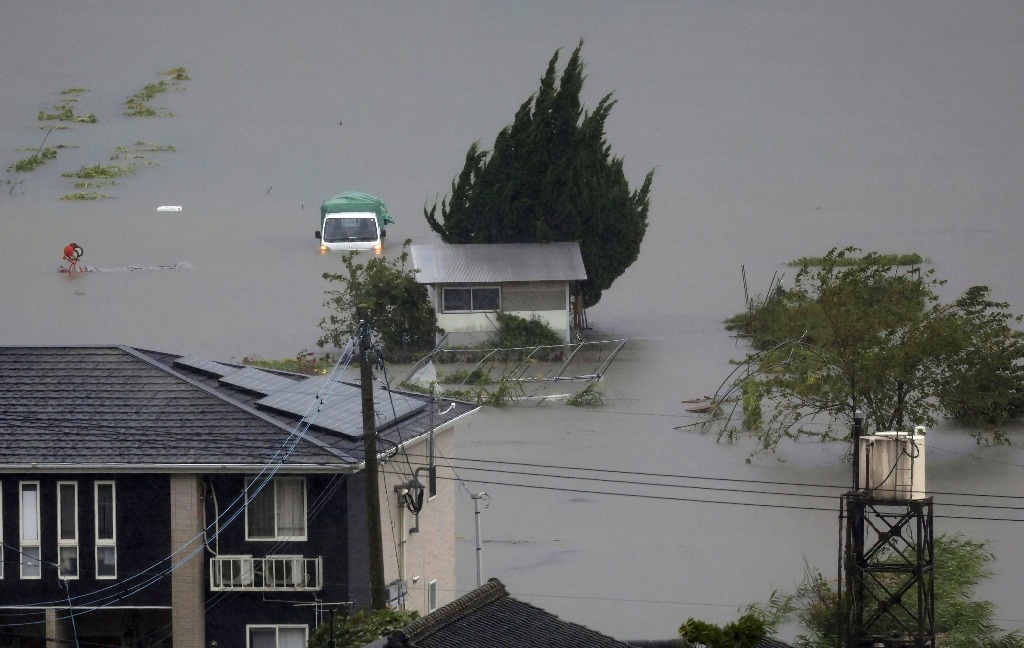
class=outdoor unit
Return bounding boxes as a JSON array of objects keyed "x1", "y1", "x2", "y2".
[
  {"x1": 211, "y1": 555, "x2": 254, "y2": 588},
  {"x1": 858, "y1": 427, "x2": 926, "y2": 500}
]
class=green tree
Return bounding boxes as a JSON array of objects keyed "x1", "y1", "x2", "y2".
[
  {"x1": 424, "y1": 40, "x2": 654, "y2": 310},
  {"x1": 700, "y1": 248, "x2": 1024, "y2": 456},
  {"x1": 757, "y1": 535, "x2": 1024, "y2": 648},
  {"x1": 307, "y1": 608, "x2": 419, "y2": 648},
  {"x1": 317, "y1": 241, "x2": 441, "y2": 359},
  {"x1": 679, "y1": 614, "x2": 767, "y2": 648}
]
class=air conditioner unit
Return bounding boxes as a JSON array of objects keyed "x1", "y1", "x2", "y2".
[
  {"x1": 267, "y1": 555, "x2": 307, "y2": 588},
  {"x1": 858, "y1": 427, "x2": 926, "y2": 500},
  {"x1": 215, "y1": 556, "x2": 254, "y2": 587}
]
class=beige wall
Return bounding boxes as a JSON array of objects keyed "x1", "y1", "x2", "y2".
[
  {"x1": 379, "y1": 423, "x2": 458, "y2": 614},
  {"x1": 170, "y1": 474, "x2": 205, "y2": 648}
]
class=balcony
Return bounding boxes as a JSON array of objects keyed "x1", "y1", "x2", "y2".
[{"x1": 209, "y1": 555, "x2": 323, "y2": 592}]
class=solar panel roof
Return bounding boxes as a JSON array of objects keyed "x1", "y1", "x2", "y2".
[
  {"x1": 219, "y1": 366, "x2": 302, "y2": 394},
  {"x1": 174, "y1": 356, "x2": 239, "y2": 378}
]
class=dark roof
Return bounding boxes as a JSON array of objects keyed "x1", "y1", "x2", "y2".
[
  {"x1": 0, "y1": 345, "x2": 476, "y2": 472},
  {"x1": 376, "y1": 578, "x2": 633, "y2": 648}
]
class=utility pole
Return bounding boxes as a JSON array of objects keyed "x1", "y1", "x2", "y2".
[
  {"x1": 471, "y1": 492, "x2": 488, "y2": 587},
  {"x1": 360, "y1": 306, "x2": 386, "y2": 610}
]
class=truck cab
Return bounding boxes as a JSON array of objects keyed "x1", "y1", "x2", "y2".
[
  {"x1": 315, "y1": 191, "x2": 393, "y2": 254},
  {"x1": 316, "y1": 211, "x2": 382, "y2": 253}
]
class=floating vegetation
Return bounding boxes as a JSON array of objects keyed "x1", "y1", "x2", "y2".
[
  {"x1": 125, "y1": 68, "x2": 189, "y2": 117},
  {"x1": 62, "y1": 164, "x2": 135, "y2": 179},
  {"x1": 161, "y1": 66, "x2": 190, "y2": 81},
  {"x1": 73, "y1": 180, "x2": 115, "y2": 189},
  {"x1": 38, "y1": 89, "x2": 96, "y2": 123},
  {"x1": 38, "y1": 104, "x2": 74, "y2": 121},
  {"x1": 10, "y1": 146, "x2": 58, "y2": 172},
  {"x1": 111, "y1": 141, "x2": 175, "y2": 161},
  {"x1": 61, "y1": 191, "x2": 111, "y2": 201},
  {"x1": 788, "y1": 252, "x2": 925, "y2": 267}
]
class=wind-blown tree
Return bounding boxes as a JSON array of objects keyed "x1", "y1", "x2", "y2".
[
  {"x1": 751, "y1": 535, "x2": 1024, "y2": 648},
  {"x1": 317, "y1": 241, "x2": 441, "y2": 359},
  {"x1": 699, "y1": 247, "x2": 1024, "y2": 456},
  {"x1": 424, "y1": 40, "x2": 654, "y2": 311}
]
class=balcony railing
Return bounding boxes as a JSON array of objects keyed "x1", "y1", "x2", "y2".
[{"x1": 209, "y1": 555, "x2": 323, "y2": 592}]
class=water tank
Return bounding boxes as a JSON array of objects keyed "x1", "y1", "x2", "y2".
[{"x1": 858, "y1": 426, "x2": 926, "y2": 500}]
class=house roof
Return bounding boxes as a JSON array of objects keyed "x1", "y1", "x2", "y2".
[
  {"x1": 0, "y1": 345, "x2": 476, "y2": 472},
  {"x1": 409, "y1": 243, "x2": 587, "y2": 284},
  {"x1": 369, "y1": 578, "x2": 633, "y2": 648}
]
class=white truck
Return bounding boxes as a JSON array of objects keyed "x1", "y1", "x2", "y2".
[{"x1": 315, "y1": 191, "x2": 394, "y2": 254}]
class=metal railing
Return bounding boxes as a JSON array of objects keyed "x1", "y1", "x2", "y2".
[{"x1": 209, "y1": 555, "x2": 323, "y2": 592}]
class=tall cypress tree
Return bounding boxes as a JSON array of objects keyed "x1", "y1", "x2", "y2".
[{"x1": 424, "y1": 40, "x2": 654, "y2": 309}]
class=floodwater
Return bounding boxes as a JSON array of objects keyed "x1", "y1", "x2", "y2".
[{"x1": 3, "y1": 0, "x2": 1024, "y2": 641}]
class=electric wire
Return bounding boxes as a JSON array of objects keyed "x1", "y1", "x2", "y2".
[{"x1": 1, "y1": 338, "x2": 361, "y2": 618}]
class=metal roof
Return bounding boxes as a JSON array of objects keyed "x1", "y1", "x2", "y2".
[{"x1": 410, "y1": 243, "x2": 587, "y2": 284}]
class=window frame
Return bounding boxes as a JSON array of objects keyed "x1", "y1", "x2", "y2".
[
  {"x1": 94, "y1": 481, "x2": 117, "y2": 580},
  {"x1": 246, "y1": 624, "x2": 308, "y2": 648},
  {"x1": 57, "y1": 481, "x2": 79, "y2": 580},
  {"x1": 20, "y1": 481, "x2": 42, "y2": 580},
  {"x1": 427, "y1": 579, "x2": 438, "y2": 612},
  {"x1": 440, "y1": 286, "x2": 501, "y2": 313},
  {"x1": 245, "y1": 477, "x2": 308, "y2": 542}
]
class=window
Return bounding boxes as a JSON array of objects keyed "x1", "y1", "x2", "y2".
[
  {"x1": 20, "y1": 482, "x2": 41, "y2": 579},
  {"x1": 247, "y1": 625, "x2": 307, "y2": 648},
  {"x1": 427, "y1": 579, "x2": 438, "y2": 612},
  {"x1": 441, "y1": 286, "x2": 500, "y2": 313},
  {"x1": 58, "y1": 482, "x2": 79, "y2": 579},
  {"x1": 246, "y1": 477, "x2": 307, "y2": 541},
  {"x1": 95, "y1": 482, "x2": 116, "y2": 579}
]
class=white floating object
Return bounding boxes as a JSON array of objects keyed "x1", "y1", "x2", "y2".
[{"x1": 157, "y1": 205, "x2": 182, "y2": 212}]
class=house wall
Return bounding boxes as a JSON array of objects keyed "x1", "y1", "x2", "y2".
[
  {"x1": 0, "y1": 473, "x2": 172, "y2": 643},
  {"x1": 434, "y1": 281, "x2": 572, "y2": 345},
  {"x1": 201, "y1": 472, "x2": 352, "y2": 648},
  {"x1": 379, "y1": 424, "x2": 457, "y2": 615}
]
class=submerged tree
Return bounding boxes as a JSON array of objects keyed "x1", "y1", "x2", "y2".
[
  {"x1": 317, "y1": 241, "x2": 441, "y2": 358},
  {"x1": 696, "y1": 247, "x2": 1024, "y2": 456},
  {"x1": 424, "y1": 40, "x2": 654, "y2": 311}
]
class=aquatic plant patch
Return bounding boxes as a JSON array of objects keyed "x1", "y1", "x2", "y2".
[
  {"x1": 10, "y1": 146, "x2": 58, "y2": 172},
  {"x1": 125, "y1": 67, "x2": 189, "y2": 117},
  {"x1": 59, "y1": 192, "x2": 109, "y2": 199},
  {"x1": 62, "y1": 164, "x2": 135, "y2": 179}
]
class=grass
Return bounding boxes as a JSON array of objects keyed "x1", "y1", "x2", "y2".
[
  {"x1": 241, "y1": 351, "x2": 335, "y2": 375},
  {"x1": 788, "y1": 252, "x2": 925, "y2": 267}
]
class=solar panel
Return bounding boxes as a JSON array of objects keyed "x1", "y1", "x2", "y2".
[
  {"x1": 257, "y1": 391, "x2": 322, "y2": 418},
  {"x1": 220, "y1": 367, "x2": 301, "y2": 395},
  {"x1": 255, "y1": 381, "x2": 429, "y2": 439},
  {"x1": 287, "y1": 376, "x2": 360, "y2": 397},
  {"x1": 174, "y1": 356, "x2": 239, "y2": 378}
]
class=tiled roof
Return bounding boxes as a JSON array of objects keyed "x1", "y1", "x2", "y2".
[
  {"x1": 0, "y1": 345, "x2": 475, "y2": 471},
  {"x1": 382, "y1": 578, "x2": 633, "y2": 648},
  {"x1": 409, "y1": 243, "x2": 588, "y2": 284}
]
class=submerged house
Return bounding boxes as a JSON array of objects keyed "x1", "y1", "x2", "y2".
[
  {"x1": 0, "y1": 345, "x2": 477, "y2": 648},
  {"x1": 409, "y1": 243, "x2": 588, "y2": 345}
]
